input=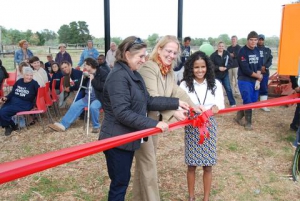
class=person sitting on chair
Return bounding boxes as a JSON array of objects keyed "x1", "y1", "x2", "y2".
[
  {"x1": 48, "y1": 58, "x2": 109, "y2": 133},
  {"x1": 0, "y1": 67, "x2": 39, "y2": 136},
  {"x1": 59, "y1": 61, "x2": 83, "y2": 108},
  {"x1": 97, "y1": 54, "x2": 111, "y2": 74}
]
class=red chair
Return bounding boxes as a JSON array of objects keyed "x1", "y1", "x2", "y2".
[
  {"x1": 3, "y1": 71, "x2": 17, "y2": 94},
  {"x1": 15, "y1": 87, "x2": 49, "y2": 131},
  {"x1": 51, "y1": 79, "x2": 61, "y2": 117},
  {"x1": 44, "y1": 82, "x2": 54, "y2": 122},
  {"x1": 60, "y1": 77, "x2": 64, "y2": 93}
]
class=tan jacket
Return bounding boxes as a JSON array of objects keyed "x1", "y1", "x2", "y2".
[{"x1": 138, "y1": 60, "x2": 195, "y2": 122}]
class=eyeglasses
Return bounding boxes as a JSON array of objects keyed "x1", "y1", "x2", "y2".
[
  {"x1": 163, "y1": 48, "x2": 178, "y2": 56},
  {"x1": 126, "y1": 38, "x2": 144, "y2": 51}
]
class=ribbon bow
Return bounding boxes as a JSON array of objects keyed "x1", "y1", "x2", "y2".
[{"x1": 188, "y1": 108, "x2": 213, "y2": 144}]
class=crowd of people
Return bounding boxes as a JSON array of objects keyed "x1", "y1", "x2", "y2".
[{"x1": 1, "y1": 31, "x2": 299, "y2": 201}]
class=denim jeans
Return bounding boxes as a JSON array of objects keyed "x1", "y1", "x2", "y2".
[
  {"x1": 217, "y1": 73, "x2": 236, "y2": 106},
  {"x1": 293, "y1": 127, "x2": 300, "y2": 147},
  {"x1": 60, "y1": 99, "x2": 101, "y2": 129}
]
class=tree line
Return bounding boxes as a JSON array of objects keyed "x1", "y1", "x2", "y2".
[{"x1": 0, "y1": 21, "x2": 280, "y2": 48}]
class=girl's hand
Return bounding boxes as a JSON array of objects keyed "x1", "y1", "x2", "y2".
[
  {"x1": 179, "y1": 100, "x2": 189, "y2": 110},
  {"x1": 173, "y1": 110, "x2": 188, "y2": 121}
]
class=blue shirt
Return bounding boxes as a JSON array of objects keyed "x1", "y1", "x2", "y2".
[
  {"x1": 77, "y1": 48, "x2": 99, "y2": 67},
  {"x1": 237, "y1": 45, "x2": 263, "y2": 83},
  {"x1": 14, "y1": 49, "x2": 34, "y2": 65}
]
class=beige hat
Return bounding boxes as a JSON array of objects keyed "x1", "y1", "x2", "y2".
[
  {"x1": 47, "y1": 53, "x2": 52, "y2": 57},
  {"x1": 58, "y1": 43, "x2": 66, "y2": 49}
]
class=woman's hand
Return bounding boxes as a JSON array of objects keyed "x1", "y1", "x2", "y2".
[
  {"x1": 173, "y1": 110, "x2": 188, "y2": 121},
  {"x1": 179, "y1": 100, "x2": 189, "y2": 110},
  {"x1": 0, "y1": 97, "x2": 7, "y2": 104},
  {"x1": 156, "y1": 121, "x2": 169, "y2": 132},
  {"x1": 211, "y1": 105, "x2": 219, "y2": 114},
  {"x1": 193, "y1": 105, "x2": 206, "y2": 113}
]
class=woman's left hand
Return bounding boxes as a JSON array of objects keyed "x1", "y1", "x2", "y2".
[
  {"x1": 211, "y1": 105, "x2": 219, "y2": 114},
  {"x1": 179, "y1": 100, "x2": 189, "y2": 110}
]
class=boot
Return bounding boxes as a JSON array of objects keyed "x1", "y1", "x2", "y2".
[
  {"x1": 235, "y1": 110, "x2": 245, "y2": 126},
  {"x1": 4, "y1": 126, "x2": 13, "y2": 136},
  {"x1": 260, "y1": 95, "x2": 270, "y2": 112},
  {"x1": 244, "y1": 110, "x2": 253, "y2": 130}
]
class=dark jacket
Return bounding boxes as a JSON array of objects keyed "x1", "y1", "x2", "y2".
[
  {"x1": 99, "y1": 61, "x2": 179, "y2": 151},
  {"x1": 257, "y1": 45, "x2": 273, "y2": 74},
  {"x1": 50, "y1": 71, "x2": 63, "y2": 90},
  {"x1": 81, "y1": 66, "x2": 109, "y2": 103},
  {"x1": 99, "y1": 61, "x2": 111, "y2": 74},
  {"x1": 0, "y1": 65, "x2": 9, "y2": 87},
  {"x1": 210, "y1": 50, "x2": 232, "y2": 79},
  {"x1": 68, "y1": 68, "x2": 83, "y2": 92},
  {"x1": 55, "y1": 51, "x2": 73, "y2": 66},
  {"x1": 227, "y1": 44, "x2": 241, "y2": 68}
]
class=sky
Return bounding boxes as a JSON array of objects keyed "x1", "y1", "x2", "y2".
[{"x1": 0, "y1": 0, "x2": 294, "y2": 40}]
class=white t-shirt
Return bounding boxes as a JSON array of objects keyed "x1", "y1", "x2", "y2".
[{"x1": 180, "y1": 79, "x2": 225, "y2": 110}]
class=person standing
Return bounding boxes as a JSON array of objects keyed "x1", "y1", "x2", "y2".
[
  {"x1": 106, "y1": 42, "x2": 117, "y2": 69},
  {"x1": 132, "y1": 35, "x2": 196, "y2": 201},
  {"x1": 235, "y1": 31, "x2": 263, "y2": 130},
  {"x1": 55, "y1": 43, "x2": 73, "y2": 66},
  {"x1": 180, "y1": 51, "x2": 225, "y2": 201},
  {"x1": 257, "y1": 34, "x2": 273, "y2": 112},
  {"x1": 227, "y1": 35, "x2": 241, "y2": 96},
  {"x1": 99, "y1": 36, "x2": 190, "y2": 200},
  {"x1": 174, "y1": 36, "x2": 192, "y2": 84},
  {"x1": 210, "y1": 41, "x2": 236, "y2": 107},
  {"x1": 76, "y1": 40, "x2": 99, "y2": 69},
  {"x1": 14, "y1": 40, "x2": 34, "y2": 65}
]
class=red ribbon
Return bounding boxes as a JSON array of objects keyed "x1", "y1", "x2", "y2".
[{"x1": 1, "y1": 94, "x2": 300, "y2": 184}]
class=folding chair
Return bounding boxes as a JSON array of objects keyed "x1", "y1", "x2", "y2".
[
  {"x1": 4, "y1": 71, "x2": 17, "y2": 94},
  {"x1": 15, "y1": 87, "x2": 49, "y2": 132},
  {"x1": 51, "y1": 79, "x2": 61, "y2": 117},
  {"x1": 44, "y1": 82, "x2": 55, "y2": 122}
]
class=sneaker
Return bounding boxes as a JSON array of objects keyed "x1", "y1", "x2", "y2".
[
  {"x1": 92, "y1": 128, "x2": 100, "y2": 133},
  {"x1": 4, "y1": 127, "x2": 13, "y2": 136},
  {"x1": 261, "y1": 107, "x2": 270, "y2": 112},
  {"x1": 48, "y1": 122, "x2": 66, "y2": 132}
]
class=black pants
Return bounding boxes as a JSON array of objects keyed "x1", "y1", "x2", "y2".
[
  {"x1": 104, "y1": 148, "x2": 134, "y2": 201},
  {"x1": 292, "y1": 103, "x2": 300, "y2": 127}
]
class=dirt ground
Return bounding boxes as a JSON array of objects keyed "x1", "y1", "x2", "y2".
[{"x1": 0, "y1": 97, "x2": 300, "y2": 201}]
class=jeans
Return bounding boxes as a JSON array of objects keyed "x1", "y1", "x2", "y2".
[
  {"x1": 217, "y1": 73, "x2": 236, "y2": 106},
  {"x1": 60, "y1": 99, "x2": 101, "y2": 129},
  {"x1": 238, "y1": 80, "x2": 259, "y2": 104},
  {"x1": 259, "y1": 74, "x2": 269, "y2": 96},
  {"x1": 293, "y1": 127, "x2": 300, "y2": 147},
  {"x1": 104, "y1": 148, "x2": 134, "y2": 201},
  {"x1": 291, "y1": 103, "x2": 300, "y2": 127}
]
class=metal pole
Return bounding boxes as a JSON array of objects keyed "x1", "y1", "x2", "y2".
[
  {"x1": 104, "y1": 0, "x2": 111, "y2": 56},
  {"x1": 86, "y1": 78, "x2": 92, "y2": 136},
  {"x1": 177, "y1": 0, "x2": 183, "y2": 42}
]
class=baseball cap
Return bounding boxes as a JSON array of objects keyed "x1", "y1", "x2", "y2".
[{"x1": 258, "y1": 34, "x2": 265, "y2": 40}]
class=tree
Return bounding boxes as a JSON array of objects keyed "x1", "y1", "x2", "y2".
[
  {"x1": 40, "y1": 29, "x2": 57, "y2": 41},
  {"x1": 238, "y1": 38, "x2": 247, "y2": 45},
  {"x1": 36, "y1": 32, "x2": 45, "y2": 46},
  {"x1": 147, "y1": 33, "x2": 159, "y2": 47},
  {"x1": 29, "y1": 33, "x2": 40, "y2": 45},
  {"x1": 57, "y1": 21, "x2": 92, "y2": 44},
  {"x1": 217, "y1": 34, "x2": 231, "y2": 46},
  {"x1": 191, "y1": 38, "x2": 206, "y2": 46},
  {"x1": 111, "y1": 37, "x2": 122, "y2": 45}
]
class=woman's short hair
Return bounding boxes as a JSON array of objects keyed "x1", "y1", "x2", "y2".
[
  {"x1": 22, "y1": 67, "x2": 34, "y2": 75},
  {"x1": 84, "y1": 58, "x2": 98, "y2": 69},
  {"x1": 29, "y1": 56, "x2": 40, "y2": 64},
  {"x1": 19, "y1": 62, "x2": 30, "y2": 73},
  {"x1": 18, "y1": 40, "x2": 28, "y2": 48},
  {"x1": 115, "y1": 36, "x2": 147, "y2": 65},
  {"x1": 149, "y1": 35, "x2": 181, "y2": 68}
]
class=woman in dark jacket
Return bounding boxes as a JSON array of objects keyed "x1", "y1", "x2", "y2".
[
  {"x1": 49, "y1": 62, "x2": 63, "y2": 94},
  {"x1": 99, "y1": 36, "x2": 189, "y2": 201},
  {"x1": 210, "y1": 41, "x2": 236, "y2": 106}
]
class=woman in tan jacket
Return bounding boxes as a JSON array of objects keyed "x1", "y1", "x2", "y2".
[{"x1": 132, "y1": 35, "x2": 196, "y2": 201}]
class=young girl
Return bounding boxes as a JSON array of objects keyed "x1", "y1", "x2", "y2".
[
  {"x1": 50, "y1": 62, "x2": 63, "y2": 94},
  {"x1": 180, "y1": 51, "x2": 225, "y2": 201}
]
